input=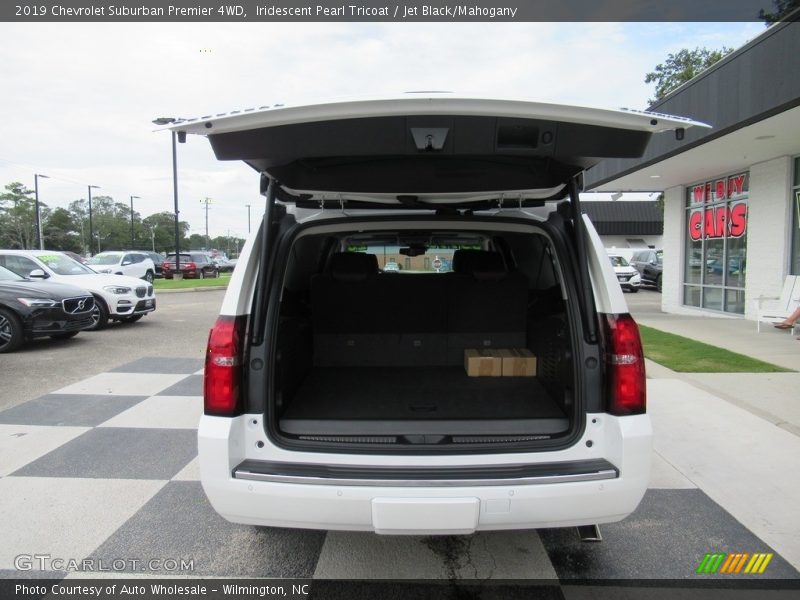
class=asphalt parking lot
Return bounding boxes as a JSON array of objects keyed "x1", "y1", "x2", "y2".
[
  {"x1": 0, "y1": 289, "x2": 224, "y2": 412},
  {"x1": 0, "y1": 286, "x2": 798, "y2": 587}
]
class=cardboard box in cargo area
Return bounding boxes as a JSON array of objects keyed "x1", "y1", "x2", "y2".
[
  {"x1": 464, "y1": 349, "x2": 502, "y2": 377},
  {"x1": 498, "y1": 348, "x2": 537, "y2": 377}
]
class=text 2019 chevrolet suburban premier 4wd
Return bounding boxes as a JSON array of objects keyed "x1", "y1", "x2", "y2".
[{"x1": 168, "y1": 96, "x2": 707, "y2": 534}]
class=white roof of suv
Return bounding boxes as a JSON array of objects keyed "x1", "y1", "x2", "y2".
[{"x1": 164, "y1": 94, "x2": 708, "y2": 136}]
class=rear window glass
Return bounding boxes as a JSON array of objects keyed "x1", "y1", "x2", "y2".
[
  {"x1": 352, "y1": 244, "x2": 480, "y2": 273},
  {"x1": 609, "y1": 256, "x2": 629, "y2": 267},
  {"x1": 89, "y1": 253, "x2": 123, "y2": 265}
]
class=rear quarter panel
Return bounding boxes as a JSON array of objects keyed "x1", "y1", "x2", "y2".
[
  {"x1": 582, "y1": 214, "x2": 628, "y2": 315},
  {"x1": 219, "y1": 229, "x2": 260, "y2": 317}
]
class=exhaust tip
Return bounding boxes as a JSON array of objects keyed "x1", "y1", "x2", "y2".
[{"x1": 577, "y1": 524, "x2": 602, "y2": 542}]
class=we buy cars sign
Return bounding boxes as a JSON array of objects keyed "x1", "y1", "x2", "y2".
[{"x1": 688, "y1": 173, "x2": 748, "y2": 241}]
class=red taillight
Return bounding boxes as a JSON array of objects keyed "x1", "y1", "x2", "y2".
[
  {"x1": 204, "y1": 316, "x2": 246, "y2": 416},
  {"x1": 602, "y1": 313, "x2": 646, "y2": 416},
  {"x1": 185, "y1": 262, "x2": 197, "y2": 270}
]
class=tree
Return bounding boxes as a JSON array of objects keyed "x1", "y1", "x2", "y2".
[
  {"x1": 68, "y1": 198, "x2": 90, "y2": 254},
  {"x1": 645, "y1": 47, "x2": 733, "y2": 104},
  {"x1": 0, "y1": 182, "x2": 40, "y2": 249},
  {"x1": 209, "y1": 234, "x2": 245, "y2": 257},
  {"x1": 141, "y1": 211, "x2": 190, "y2": 253},
  {"x1": 188, "y1": 233, "x2": 206, "y2": 250},
  {"x1": 63, "y1": 199, "x2": 190, "y2": 254},
  {"x1": 42, "y1": 207, "x2": 82, "y2": 253},
  {"x1": 759, "y1": 0, "x2": 800, "y2": 24}
]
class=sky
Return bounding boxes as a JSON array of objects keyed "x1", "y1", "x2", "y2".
[{"x1": 0, "y1": 21, "x2": 766, "y2": 241}]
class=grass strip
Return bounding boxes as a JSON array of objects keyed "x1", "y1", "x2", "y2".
[
  {"x1": 154, "y1": 274, "x2": 230, "y2": 290},
  {"x1": 638, "y1": 324, "x2": 794, "y2": 373}
]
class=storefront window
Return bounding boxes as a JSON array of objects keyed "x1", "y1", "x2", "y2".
[
  {"x1": 791, "y1": 157, "x2": 800, "y2": 275},
  {"x1": 683, "y1": 172, "x2": 749, "y2": 314}
]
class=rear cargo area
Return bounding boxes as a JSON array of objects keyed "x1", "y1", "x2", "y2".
[
  {"x1": 281, "y1": 366, "x2": 568, "y2": 436},
  {"x1": 271, "y1": 231, "x2": 576, "y2": 445}
]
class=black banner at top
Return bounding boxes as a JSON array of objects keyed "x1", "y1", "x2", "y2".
[{"x1": 1, "y1": 0, "x2": 794, "y2": 22}]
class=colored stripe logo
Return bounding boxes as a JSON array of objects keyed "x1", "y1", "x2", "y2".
[{"x1": 696, "y1": 552, "x2": 773, "y2": 574}]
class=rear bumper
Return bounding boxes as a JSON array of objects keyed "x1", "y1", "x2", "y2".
[
  {"x1": 198, "y1": 413, "x2": 652, "y2": 533},
  {"x1": 163, "y1": 269, "x2": 199, "y2": 279}
]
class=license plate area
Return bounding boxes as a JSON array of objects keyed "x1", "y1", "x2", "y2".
[{"x1": 371, "y1": 497, "x2": 479, "y2": 535}]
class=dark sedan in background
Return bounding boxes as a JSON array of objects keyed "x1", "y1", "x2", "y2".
[
  {"x1": 0, "y1": 266, "x2": 95, "y2": 353},
  {"x1": 211, "y1": 257, "x2": 236, "y2": 273},
  {"x1": 144, "y1": 251, "x2": 165, "y2": 278},
  {"x1": 630, "y1": 248, "x2": 664, "y2": 292}
]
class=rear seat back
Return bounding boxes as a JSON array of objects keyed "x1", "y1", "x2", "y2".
[
  {"x1": 311, "y1": 251, "x2": 380, "y2": 334},
  {"x1": 445, "y1": 249, "x2": 528, "y2": 364},
  {"x1": 311, "y1": 251, "x2": 527, "y2": 367}
]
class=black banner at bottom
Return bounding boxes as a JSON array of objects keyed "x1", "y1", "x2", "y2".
[{"x1": 2, "y1": 578, "x2": 799, "y2": 600}]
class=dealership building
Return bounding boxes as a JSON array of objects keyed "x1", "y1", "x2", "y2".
[{"x1": 586, "y1": 21, "x2": 800, "y2": 320}]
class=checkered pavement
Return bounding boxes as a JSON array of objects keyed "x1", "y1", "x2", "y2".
[{"x1": 0, "y1": 357, "x2": 797, "y2": 581}]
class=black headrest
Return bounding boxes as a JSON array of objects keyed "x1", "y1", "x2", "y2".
[
  {"x1": 451, "y1": 250, "x2": 506, "y2": 280},
  {"x1": 328, "y1": 252, "x2": 379, "y2": 282}
]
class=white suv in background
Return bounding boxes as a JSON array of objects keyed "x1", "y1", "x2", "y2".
[
  {"x1": 608, "y1": 254, "x2": 642, "y2": 293},
  {"x1": 170, "y1": 95, "x2": 707, "y2": 535},
  {"x1": 0, "y1": 250, "x2": 156, "y2": 330},
  {"x1": 87, "y1": 251, "x2": 156, "y2": 283}
]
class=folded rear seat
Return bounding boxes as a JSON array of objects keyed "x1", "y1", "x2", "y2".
[
  {"x1": 445, "y1": 250, "x2": 528, "y2": 364},
  {"x1": 311, "y1": 252, "x2": 382, "y2": 366},
  {"x1": 311, "y1": 253, "x2": 448, "y2": 366}
]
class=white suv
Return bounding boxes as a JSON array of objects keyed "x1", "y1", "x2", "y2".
[
  {"x1": 0, "y1": 250, "x2": 156, "y2": 330},
  {"x1": 172, "y1": 96, "x2": 706, "y2": 534},
  {"x1": 87, "y1": 251, "x2": 156, "y2": 283}
]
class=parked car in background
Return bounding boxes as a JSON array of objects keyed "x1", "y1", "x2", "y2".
[
  {"x1": 383, "y1": 261, "x2": 400, "y2": 272},
  {"x1": 608, "y1": 254, "x2": 641, "y2": 293},
  {"x1": 0, "y1": 250, "x2": 156, "y2": 330},
  {"x1": 162, "y1": 252, "x2": 219, "y2": 279},
  {"x1": 706, "y1": 255, "x2": 745, "y2": 276},
  {"x1": 144, "y1": 251, "x2": 165, "y2": 278},
  {"x1": 211, "y1": 256, "x2": 236, "y2": 273},
  {"x1": 87, "y1": 251, "x2": 156, "y2": 283},
  {"x1": 630, "y1": 249, "x2": 663, "y2": 292},
  {"x1": 0, "y1": 265, "x2": 95, "y2": 352}
]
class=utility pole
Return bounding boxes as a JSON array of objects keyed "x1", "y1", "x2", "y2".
[
  {"x1": 245, "y1": 204, "x2": 251, "y2": 233},
  {"x1": 201, "y1": 197, "x2": 212, "y2": 249}
]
